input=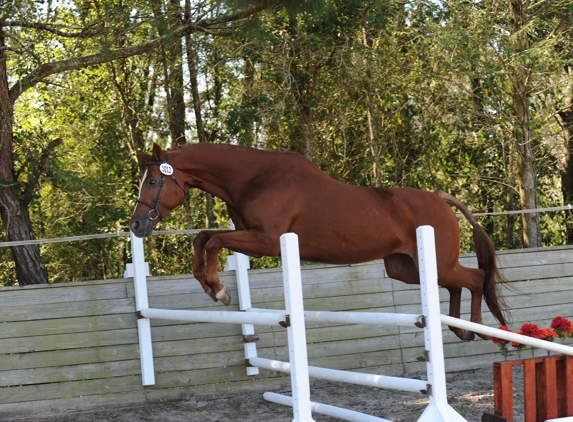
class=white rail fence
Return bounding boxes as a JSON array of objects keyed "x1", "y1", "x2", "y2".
[{"x1": 129, "y1": 224, "x2": 573, "y2": 422}]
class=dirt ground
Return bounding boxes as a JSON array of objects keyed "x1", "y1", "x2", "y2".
[{"x1": 9, "y1": 366, "x2": 526, "y2": 422}]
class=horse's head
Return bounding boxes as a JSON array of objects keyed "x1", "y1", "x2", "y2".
[{"x1": 130, "y1": 143, "x2": 186, "y2": 238}]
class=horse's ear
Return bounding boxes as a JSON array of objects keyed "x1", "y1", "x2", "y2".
[
  {"x1": 152, "y1": 143, "x2": 163, "y2": 160},
  {"x1": 137, "y1": 150, "x2": 152, "y2": 162}
]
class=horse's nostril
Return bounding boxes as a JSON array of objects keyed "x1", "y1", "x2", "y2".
[{"x1": 132, "y1": 220, "x2": 140, "y2": 231}]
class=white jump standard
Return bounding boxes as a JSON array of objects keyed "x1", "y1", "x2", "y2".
[{"x1": 129, "y1": 226, "x2": 468, "y2": 422}]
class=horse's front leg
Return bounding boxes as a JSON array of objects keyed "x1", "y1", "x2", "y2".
[
  {"x1": 193, "y1": 230, "x2": 234, "y2": 302},
  {"x1": 204, "y1": 229, "x2": 280, "y2": 306}
]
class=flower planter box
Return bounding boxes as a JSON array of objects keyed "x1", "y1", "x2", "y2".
[{"x1": 489, "y1": 354, "x2": 573, "y2": 422}]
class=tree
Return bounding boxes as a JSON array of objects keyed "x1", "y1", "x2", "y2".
[{"x1": 0, "y1": 1, "x2": 265, "y2": 285}]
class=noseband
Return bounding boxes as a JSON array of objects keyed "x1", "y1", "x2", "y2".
[{"x1": 137, "y1": 154, "x2": 185, "y2": 222}]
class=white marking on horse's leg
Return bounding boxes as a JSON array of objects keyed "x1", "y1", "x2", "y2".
[
  {"x1": 216, "y1": 288, "x2": 227, "y2": 301},
  {"x1": 215, "y1": 284, "x2": 231, "y2": 305}
]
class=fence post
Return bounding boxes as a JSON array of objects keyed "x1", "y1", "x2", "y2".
[{"x1": 129, "y1": 231, "x2": 155, "y2": 386}]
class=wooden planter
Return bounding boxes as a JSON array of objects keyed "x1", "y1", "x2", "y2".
[{"x1": 486, "y1": 354, "x2": 573, "y2": 422}]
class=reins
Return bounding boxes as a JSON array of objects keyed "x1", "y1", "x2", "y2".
[{"x1": 137, "y1": 153, "x2": 185, "y2": 222}]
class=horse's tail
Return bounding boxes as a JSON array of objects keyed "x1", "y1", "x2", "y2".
[{"x1": 436, "y1": 191, "x2": 510, "y2": 326}]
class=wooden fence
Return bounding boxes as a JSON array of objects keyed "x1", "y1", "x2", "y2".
[{"x1": 1, "y1": 245, "x2": 573, "y2": 419}]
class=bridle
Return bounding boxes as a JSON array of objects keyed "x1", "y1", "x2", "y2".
[{"x1": 136, "y1": 154, "x2": 185, "y2": 221}]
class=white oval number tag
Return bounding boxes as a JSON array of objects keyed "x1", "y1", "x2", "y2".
[{"x1": 160, "y1": 163, "x2": 174, "y2": 175}]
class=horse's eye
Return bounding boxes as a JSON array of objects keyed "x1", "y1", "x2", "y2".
[{"x1": 149, "y1": 179, "x2": 156, "y2": 185}]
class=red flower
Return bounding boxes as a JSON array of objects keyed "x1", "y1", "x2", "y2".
[
  {"x1": 492, "y1": 317, "x2": 573, "y2": 359},
  {"x1": 551, "y1": 316, "x2": 572, "y2": 331},
  {"x1": 520, "y1": 323, "x2": 544, "y2": 339},
  {"x1": 551, "y1": 316, "x2": 573, "y2": 340},
  {"x1": 540, "y1": 328, "x2": 557, "y2": 342}
]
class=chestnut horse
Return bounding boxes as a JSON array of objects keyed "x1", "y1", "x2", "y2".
[{"x1": 130, "y1": 143, "x2": 508, "y2": 341}]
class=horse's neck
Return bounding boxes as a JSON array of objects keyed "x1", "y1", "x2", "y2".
[{"x1": 172, "y1": 145, "x2": 252, "y2": 201}]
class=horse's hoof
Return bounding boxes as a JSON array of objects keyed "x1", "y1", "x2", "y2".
[
  {"x1": 216, "y1": 284, "x2": 232, "y2": 306},
  {"x1": 207, "y1": 290, "x2": 219, "y2": 302},
  {"x1": 465, "y1": 330, "x2": 475, "y2": 341}
]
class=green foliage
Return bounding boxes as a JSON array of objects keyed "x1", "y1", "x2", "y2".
[{"x1": 1, "y1": 0, "x2": 572, "y2": 286}]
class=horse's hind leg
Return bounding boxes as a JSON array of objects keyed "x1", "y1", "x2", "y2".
[
  {"x1": 441, "y1": 265, "x2": 490, "y2": 341},
  {"x1": 384, "y1": 254, "x2": 419, "y2": 284},
  {"x1": 445, "y1": 287, "x2": 475, "y2": 341},
  {"x1": 467, "y1": 267, "x2": 490, "y2": 340},
  {"x1": 385, "y1": 254, "x2": 477, "y2": 341}
]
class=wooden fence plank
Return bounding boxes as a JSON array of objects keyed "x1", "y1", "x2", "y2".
[
  {"x1": 0, "y1": 343, "x2": 139, "y2": 371},
  {"x1": 0, "y1": 380, "x2": 145, "y2": 408},
  {"x1": 146, "y1": 278, "x2": 395, "y2": 311},
  {"x1": 0, "y1": 280, "x2": 128, "y2": 307},
  {"x1": 0, "y1": 393, "x2": 147, "y2": 420},
  {"x1": 0, "y1": 358, "x2": 142, "y2": 388},
  {"x1": 0, "y1": 298, "x2": 135, "y2": 323},
  {"x1": 0, "y1": 313, "x2": 138, "y2": 340},
  {"x1": 0, "y1": 328, "x2": 139, "y2": 354}
]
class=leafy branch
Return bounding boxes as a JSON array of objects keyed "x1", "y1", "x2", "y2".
[
  {"x1": 8, "y1": 4, "x2": 267, "y2": 103},
  {"x1": 22, "y1": 138, "x2": 63, "y2": 207}
]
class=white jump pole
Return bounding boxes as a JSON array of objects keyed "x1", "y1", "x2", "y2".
[
  {"x1": 138, "y1": 307, "x2": 287, "y2": 326},
  {"x1": 416, "y1": 225, "x2": 466, "y2": 422},
  {"x1": 264, "y1": 392, "x2": 392, "y2": 422},
  {"x1": 440, "y1": 315, "x2": 573, "y2": 357},
  {"x1": 247, "y1": 308, "x2": 423, "y2": 327},
  {"x1": 250, "y1": 357, "x2": 428, "y2": 393},
  {"x1": 280, "y1": 233, "x2": 315, "y2": 422}
]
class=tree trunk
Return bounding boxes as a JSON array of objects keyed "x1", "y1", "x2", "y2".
[
  {"x1": 513, "y1": 75, "x2": 541, "y2": 247},
  {"x1": 153, "y1": 0, "x2": 186, "y2": 147},
  {"x1": 185, "y1": 34, "x2": 205, "y2": 143},
  {"x1": 240, "y1": 57, "x2": 256, "y2": 147},
  {"x1": 559, "y1": 65, "x2": 573, "y2": 243},
  {"x1": 0, "y1": 28, "x2": 48, "y2": 285},
  {"x1": 299, "y1": 103, "x2": 314, "y2": 161},
  {"x1": 362, "y1": 23, "x2": 381, "y2": 187},
  {"x1": 288, "y1": 16, "x2": 315, "y2": 161},
  {"x1": 506, "y1": 143, "x2": 518, "y2": 249},
  {"x1": 166, "y1": 1, "x2": 186, "y2": 147},
  {"x1": 510, "y1": 0, "x2": 541, "y2": 248},
  {"x1": 184, "y1": 15, "x2": 214, "y2": 228}
]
